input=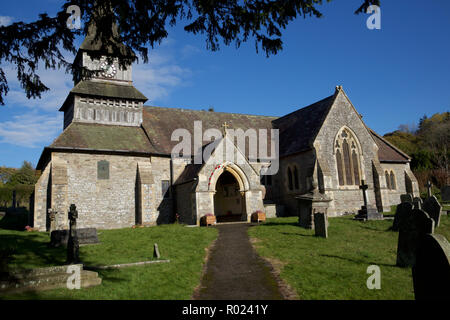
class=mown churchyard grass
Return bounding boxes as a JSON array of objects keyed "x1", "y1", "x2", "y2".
[
  {"x1": 0, "y1": 222, "x2": 217, "y2": 299},
  {"x1": 248, "y1": 215, "x2": 450, "y2": 300}
]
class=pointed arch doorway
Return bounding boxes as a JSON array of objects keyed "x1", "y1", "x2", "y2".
[{"x1": 214, "y1": 170, "x2": 246, "y2": 223}]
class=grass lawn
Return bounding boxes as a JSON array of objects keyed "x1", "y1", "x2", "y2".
[
  {"x1": 248, "y1": 214, "x2": 450, "y2": 300},
  {"x1": 0, "y1": 223, "x2": 217, "y2": 300}
]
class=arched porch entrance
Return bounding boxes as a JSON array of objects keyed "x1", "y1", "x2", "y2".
[{"x1": 214, "y1": 170, "x2": 246, "y2": 223}]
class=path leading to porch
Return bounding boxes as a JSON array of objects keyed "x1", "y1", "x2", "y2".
[{"x1": 193, "y1": 223, "x2": 284, "y2": 300}]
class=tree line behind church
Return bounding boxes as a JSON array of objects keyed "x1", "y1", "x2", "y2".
[
  {"x1": 383, "y1": 111, "x2": 449, "y2": 198},
  {"x1": 0, "y1": 161, "x2": 37, "y2": 210}
]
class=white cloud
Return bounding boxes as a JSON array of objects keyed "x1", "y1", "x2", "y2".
[
  {"x1": 0, "y1": 16, "x2": 13, "y2": 26},
  {"x1": 0, "y1": 112, "x2": 63, "y2": 148},
  {"x1": 133, "y1": 51, "x2": 191, "y2": 102},
  {"x1": 181, "y1": 44, "x2": 201, "y2": 59},
  {"x1": 3, "y1": 62, "x2": 74, "y2": 112}
]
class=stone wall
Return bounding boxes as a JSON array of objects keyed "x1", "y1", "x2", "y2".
[
  {"x1": 33, "y1": 164, "x2": 51, "y2": 230},
  {"x1": 175, "y1": 181, "x2": 196, "y2": 225},
  {"x1": 34, "y1": 152, "x2": 174, "y2": 231},
  {"x1": 313, "y1": 91, "x2": 380, "y2": 216},
  {"x1": 271, "y1": 150, "x2": 316, "y2": 216}
]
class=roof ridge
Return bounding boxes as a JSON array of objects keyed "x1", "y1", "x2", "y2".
[{"x1": 143, "y1": 105, "x2": 279, "y2": 119}]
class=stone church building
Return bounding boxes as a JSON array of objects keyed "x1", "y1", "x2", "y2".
[{"x1": 31, "y1": 29, "x2": 419, "y2": 231}]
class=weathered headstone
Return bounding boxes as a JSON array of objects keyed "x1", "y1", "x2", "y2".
[
  {"x1": 413, "y1": 197, "x2": 422, "y2": 210},
  {"x1": 400, "y1": 193, "x2": 413, "y2": 204},
  {"x1": 392, "y1": 202, "x2": 413, "y2": 231},
  {"x1": 153, "y1": 243, "x2": 161, "y2": 259},
  {"x1": 441, "y1": 185, "x2": 450, "y2": 202},
  {"x1": 50, "y1": 228, "x2": 99, "y2": 247},
  {"x1": 425, "y1": 181, "x2": 433, "y2": 198},
  {"x1": 66, "y1": 204, "x2": 80, "y2": 264},
  {"x1": 355, "y1": 180, "x2": 383, "y2": 220},
  {"x1": 396, "y1": 209, "x2": 435, "y2": 267},
  {"x1": 412, "y1": 234, "x2": 450, "y2": 300},
  {"x1": 313, "y1": 213, "x2": 328, "y2": 238},
  {"x1": 423, "y1": 195, "x2": 442, "y2": 227}
]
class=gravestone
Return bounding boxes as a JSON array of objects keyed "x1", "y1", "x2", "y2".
[
  {"x1": 392, "y1": 202, "x2": 413, "y2": 232},
  {"x1": 413, "y1": 197, "x2": 422, "y2": 210},
  {"x1": 423, "y1": 195, "x2": 442, "y2": 228},
  {"x1": 153, "y1": 243, "x2": 161, "y2": 259},
  {"x1": 396, "y1": 209, "x2": 435, "y2": 267},
  {"x1": 400, "y1": 193, "x2": 413, "y2": 204},
  {"x1": 313, "y1": 213, "x2": 328, "y2": 238},
  {"x1": 354, "y1": 180, "x2": 383, "y2": 220},
  {"x1": 441, "y1": 185, "x2": 450, "y2": 202},
  {"x1": 425, "y1": 181, "x2": 433, "y2": 198},
  {"x1": 50, "y1": 228, "x2": 99, "y2": 247},
  {"x1": 412, "y1": 234, "x2": 450, "y2": 300},
  {"x1": 66, "y1": 204, "x2": 80, "y2": 264}
]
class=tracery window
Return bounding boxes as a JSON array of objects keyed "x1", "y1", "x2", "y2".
[{"x1": 335, "y1": 128, "x2": 362, "y2": 186}]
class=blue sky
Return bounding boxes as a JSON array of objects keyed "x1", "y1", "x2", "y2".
[{"x1": 0, "y1": 0, "x2": 449, "y2": 168}]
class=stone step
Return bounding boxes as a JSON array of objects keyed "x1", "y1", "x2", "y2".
[
  {"x1": 7, "y1": 264, "x2": 84, "y2": 279},
  {"x1": 0, "y1": 268, "x2": 101, "y2": 295}
]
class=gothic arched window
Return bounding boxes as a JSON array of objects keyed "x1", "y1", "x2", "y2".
[
  {"x1": 385, "y1": 171, "x2": 391, "y2": 189},
  {"x1": 335, "y1": 128, "x2": 362, "y2": 186},
  {"x1": 287, "y1": 167, "x2": 293, "y2": 191},
  {"x1": 390, "y1": 171, "x2": 396, "y2": 189}
]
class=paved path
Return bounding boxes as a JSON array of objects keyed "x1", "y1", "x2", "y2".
[{"x1": 193, "y1": 223, "x2": 284, "y2": 300}]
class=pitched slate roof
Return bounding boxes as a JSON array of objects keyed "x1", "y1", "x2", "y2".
[
  {"x1": 272, "y1": 94, "x2": 336, "y2": 157},
  {"x1": 49, "y1": 122, "x2": 156, "y2": 154},
  {"x1": 369, "y1": 129, "x2": 410, "y2": 162},
  {"x1": 141, "y1": 106, "x2": 277, "y2": 155},
  {"x1": 40, "y1": 89, "x2": 411, "y2": 170}
]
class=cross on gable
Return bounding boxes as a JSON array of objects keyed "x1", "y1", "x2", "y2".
[{"x1": 222, "y1": 121, "x2": 230, "y2": 134}]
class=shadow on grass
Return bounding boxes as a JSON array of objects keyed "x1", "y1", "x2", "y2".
[
  {"x1": 0, "y1": 234, "x2": 66, "y2": 268},
  {"x1": 319, "y1": 253, "x2": 396, "y2": 268},
  {"x1": 254, "y1": 221, "x2": 300, "y2": 228},
  {"x1": 280, "y1": 232, "x2": 315, "y2": 237},
  {"x1": 357, "y1": 224, "x2": 393, "y2": 233}
]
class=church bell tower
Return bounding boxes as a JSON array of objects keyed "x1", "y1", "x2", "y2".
[{"x1": 59, "y1": 17, "x2": 147, "y2": 129}]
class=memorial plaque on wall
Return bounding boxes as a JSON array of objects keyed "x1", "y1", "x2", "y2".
[{"x1": 97, "y1": 160, "x2": 110, "y2": 180}]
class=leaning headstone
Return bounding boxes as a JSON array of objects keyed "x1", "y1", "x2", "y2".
[
  {"x1": 423, "y1": 195, "x2": 442, "y2": 227},
  {"x1": 392, "y1": 202, "x2": 413, "y2": 231},
  {"x1": 441, "y1": 185, "x2": 450, "y2": 202},
  {"x1": 66, "y1": 204, "x2": 80, "y2": 264},
  {"x1": 313, "y1": 213, "x2": 328, "y2": 238},
  {"x1": 396, "y1": 209, "x2": 435, "y2": 267},
  {"x1": 153, "y1": 243, "x2": 161, "y2": 259},
  {"x1": 412, "y1": 234, "x2": 450, "y2": 300},
  {"x1": 413, "y1": 197, "x2": 422, "y2": 210},
  {"x1": 400, "y1": 193, "x2": 413, "y2": 204}
]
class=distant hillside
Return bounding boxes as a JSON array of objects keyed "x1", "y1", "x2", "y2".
[{"x1": 383, "y1": 112, "x2": 449, "y2": 190}]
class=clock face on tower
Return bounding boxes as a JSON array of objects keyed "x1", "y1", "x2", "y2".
[{"x1": 100, "y1": 61, "x2": 117, "y2": 78}]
